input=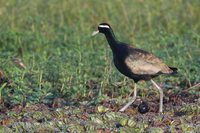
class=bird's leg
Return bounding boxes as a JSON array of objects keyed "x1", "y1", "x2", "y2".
[
  {"x1": 150, "y1": 79, "x2": 163, "y2": 113},
  {"x1": 119, "y1": 83, "x2": 137, "y2": 112}
]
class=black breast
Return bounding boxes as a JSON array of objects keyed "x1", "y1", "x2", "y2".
[{"x1": 112, "y1": 43, "x2": 156, "y2": 82}]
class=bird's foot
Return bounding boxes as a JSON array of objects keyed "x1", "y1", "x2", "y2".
[{"x1": 119, "y1": 97, "x2": 137, "y2": 112}]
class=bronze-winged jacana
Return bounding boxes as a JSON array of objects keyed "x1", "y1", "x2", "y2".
[{"x1": 92, "y1": 23, "x2": 177, "y2": 113}]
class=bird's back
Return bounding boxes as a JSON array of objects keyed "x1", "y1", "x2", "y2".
[{"x1": 112, "y1": 43, "x2": 177, "y2": 82}]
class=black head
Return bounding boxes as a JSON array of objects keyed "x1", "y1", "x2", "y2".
[
  {"x1": 98, "y1": 23, "x2": 112, "y2": 34},
  {"x1": 92, "y1": 23, "x2": 118, "y2": 50},
  {"x1": 92, "y1": 23, "x2": 113, "y2": 36}
]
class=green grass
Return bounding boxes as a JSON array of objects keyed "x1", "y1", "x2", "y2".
[{"x1": 0, "y1": 0, "x2": 199, "y2": 132}]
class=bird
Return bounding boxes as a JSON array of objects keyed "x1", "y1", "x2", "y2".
[{"x1": 92, "y1": 23, "x2": 177, "y2": 113}]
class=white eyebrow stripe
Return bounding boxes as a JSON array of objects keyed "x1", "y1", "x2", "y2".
[{"x1": 99, "y1": 25, "x2": 110, "y2": 28}]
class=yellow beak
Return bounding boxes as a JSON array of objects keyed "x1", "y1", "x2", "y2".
[{"x1": 92, "y1": 30, "x2": 99, "y2": 36}]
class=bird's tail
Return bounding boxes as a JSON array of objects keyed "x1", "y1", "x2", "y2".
[{"x1": 169, "y1": 67, "x2": 178, "y2": 74}]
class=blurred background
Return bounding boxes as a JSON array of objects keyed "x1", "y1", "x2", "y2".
[
  {"x1": 0, "y1": 0, "x2": 200, "y2": 133},
  {"x1": 0, "y1": 0, "x2": 199, "y2": 131}
]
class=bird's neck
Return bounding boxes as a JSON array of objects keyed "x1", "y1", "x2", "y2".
[{"x1": 104, "y1": 30, "x2": 118, "y2": 51}]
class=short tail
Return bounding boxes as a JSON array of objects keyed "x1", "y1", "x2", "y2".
[{"x1": 169, "y1": 67, "x2": 178, "y2": 74}]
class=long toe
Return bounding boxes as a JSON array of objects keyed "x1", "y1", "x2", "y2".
[{"x1": 119, "y1": 96, "x2": 137, "y2": 112}]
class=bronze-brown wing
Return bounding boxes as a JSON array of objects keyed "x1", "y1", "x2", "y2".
[{"x1": 125, "y1": 48, "x2": 173, "y2": 75}]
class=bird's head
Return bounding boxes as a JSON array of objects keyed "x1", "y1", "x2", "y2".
[{"x1": 92, "y1": 23, "x2": 112, "y2": 36}]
